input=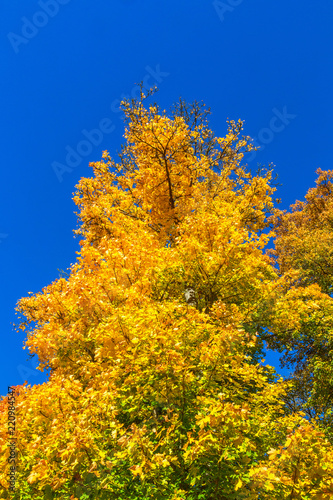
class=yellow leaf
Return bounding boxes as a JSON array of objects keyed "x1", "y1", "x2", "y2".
[{"x1": 235, "y1": 478, "x2": 242, "y2": 491}]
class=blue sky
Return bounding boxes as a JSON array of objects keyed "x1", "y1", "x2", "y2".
[{"x1": 1, "y1": 0, "x2": 332, "y2": 397}]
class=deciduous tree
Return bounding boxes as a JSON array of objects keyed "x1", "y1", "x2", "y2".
[
  {"x1": 1, "y1": 89, "x2": 333, "y2": 499},
  {"x1": 267, "y1": 169, "x2": 333, "y2": 441}
]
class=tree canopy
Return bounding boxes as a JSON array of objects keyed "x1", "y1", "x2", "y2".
[{"x1": 1, "y1": 88, "x2": 333, "y2": 499}]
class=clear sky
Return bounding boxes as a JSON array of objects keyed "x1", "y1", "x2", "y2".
[{"x1": 1, "y1": 0, "x2": 332, "y2": 397}]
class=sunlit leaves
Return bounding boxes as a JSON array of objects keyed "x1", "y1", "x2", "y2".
[
  {"x1": 268, "y1": 168, "x2": 333, "y2": 440},
  {"x1": 1, "y1": 91, "x2": 332, "y2": 499}
]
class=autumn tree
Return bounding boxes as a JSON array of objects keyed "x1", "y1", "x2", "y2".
[
  {"x1": 1, "y1": 88, "x2": 333, "y2": 499},
  {"x1": 266, "y1": 169, "x2": 333, "y2": 441}
]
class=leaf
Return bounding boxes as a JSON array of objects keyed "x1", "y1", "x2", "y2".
[{"x1": 235, "y1": 478, "x2": 243, "y2": 491}]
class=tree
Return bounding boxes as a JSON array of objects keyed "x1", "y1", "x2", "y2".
[
  {"x1": 266, "y1": 169, "x2": 333, "y2": 441},
  {"x1": 1, "y1": 88, "x2": 333, "y2": 499}
]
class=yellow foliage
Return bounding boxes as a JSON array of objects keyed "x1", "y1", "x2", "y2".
[{"x1": 1, "y1": 91, "x2": 332, "y2": 499}]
